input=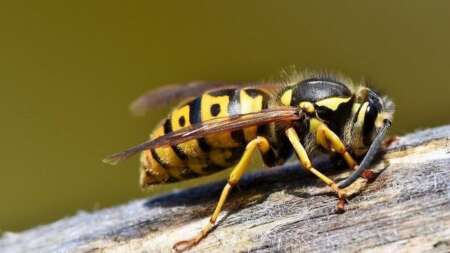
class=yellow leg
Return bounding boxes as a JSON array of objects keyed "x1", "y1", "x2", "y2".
[
  {"x1": 173, "y1": 136, "x2": 270, "y2": 252},
  {"x1": 316, "y1": 123, "x2": 357, "y2": 169},
  {"x1": 285, "y1": 128, "x2": 346, "y2": 200},
  {"x1": 316, "y1": 123, "x2": 375, "y2": 180}
]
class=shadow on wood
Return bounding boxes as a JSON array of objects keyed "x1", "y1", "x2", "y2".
[{"x1": 1, "y1": 126, "x2": 450, "y2": 253}]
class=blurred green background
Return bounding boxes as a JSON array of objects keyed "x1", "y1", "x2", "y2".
[{"x1": 1, "y1": 1, "x2": 449, "y2": 232}]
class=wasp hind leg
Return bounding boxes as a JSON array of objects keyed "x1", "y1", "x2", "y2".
[
  {"x1": 173, "y1": 136, "x2": 271, "y2": 252},
  {"x1": 285, "y1": 128, "x2": 349, "y2": 211}
]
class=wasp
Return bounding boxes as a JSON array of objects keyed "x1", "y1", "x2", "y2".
[{"x1": 104, "y1": 71, "x2": 395, "y2": 252}]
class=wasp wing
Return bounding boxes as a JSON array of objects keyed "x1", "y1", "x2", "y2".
[
  {"x1": 129, "y1": 81, "x2": 280, "y2": 116},
  {"x1": 103, "y1": 107, "x2": 301, "y2": 165},
  {"x1": 130, "y1": 81, "x2": 238, "y2": 116}
]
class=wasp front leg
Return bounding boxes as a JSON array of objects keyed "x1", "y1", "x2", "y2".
[
  {"x1": 285, "y1": 128, "x2": 348, "y2": 211},
  {"x1": 315, "y1": 122, "x2": 375, "y2": 181},
  {"x1": 173, "y1": 136, "x2": 271, "y2": 252}
]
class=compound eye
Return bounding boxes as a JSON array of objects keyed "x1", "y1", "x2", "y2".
[
  {"x1": 366, "y1": 104, "x2": 378, "y2": 121},
  {"x1": 362, "y1": 101, "x2": 381, "y2": 145}
]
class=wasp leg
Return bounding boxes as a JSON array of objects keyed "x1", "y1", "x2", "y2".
[
  {"x1": 173, "y1": 136, "x2": 270, "y2": 252},
  {"x1": 315, "y1": 123, "x2": 375, "y2": 181},
  {"x1": 285, "y1": 128, "x2": 348, "y2": 210}
]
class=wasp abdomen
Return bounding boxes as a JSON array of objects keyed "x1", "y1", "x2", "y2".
[{"x1": 142, "y1": 87, "x2": 273, "y2": 185}]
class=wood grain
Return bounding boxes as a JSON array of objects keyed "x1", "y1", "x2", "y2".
[{"x1": 1, "y1": 125, "x2": 450, "y2": 253}]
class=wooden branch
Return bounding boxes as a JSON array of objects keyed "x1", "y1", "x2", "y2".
[{"x1": 1, "y1": 126, "x2": 450, "y2": 253}]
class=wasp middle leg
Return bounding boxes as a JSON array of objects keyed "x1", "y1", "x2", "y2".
[
  {"x1": 173, "y1": 136, "x2": 270, "y2": 252},
  {"x1": 285, "y1": 127, "x2": 349, "y2": 210}
]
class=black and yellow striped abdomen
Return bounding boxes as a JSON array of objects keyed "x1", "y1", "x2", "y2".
[{"x1": 140, "y1": 87, "x2": 272, "y2": 186}]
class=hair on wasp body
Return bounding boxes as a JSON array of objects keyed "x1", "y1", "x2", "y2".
[{"x1": 103, "y1": 71, "x2": 394, "y2": 252}]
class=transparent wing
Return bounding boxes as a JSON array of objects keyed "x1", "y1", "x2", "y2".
[{"x1": 103, "y1": 107, "x2": 301, "y2": 165}]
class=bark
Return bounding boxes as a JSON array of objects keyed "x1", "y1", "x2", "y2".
[{"x1": 1, "y1": 125, "x2": 450, "y2": 253}]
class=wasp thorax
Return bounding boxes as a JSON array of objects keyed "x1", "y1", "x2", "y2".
[{"x1": 346, "y1": 87, "x2": 394, "y2": 157}]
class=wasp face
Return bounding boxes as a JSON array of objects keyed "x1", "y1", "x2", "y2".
[{"x1": 346, "y1": 87, "x2": 395, "y2": 157}]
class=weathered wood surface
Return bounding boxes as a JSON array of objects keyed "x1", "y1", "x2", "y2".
[{"x1": 1, "y1": 125, "x2": 450, "y2": 253}]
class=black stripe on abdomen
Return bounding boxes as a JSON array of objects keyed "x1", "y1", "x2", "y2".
[
  {"x1": 188, "y1": 97, "x2": 211, "y2": 152},
  {"x1": 150, "y1": 149, "x2": 168, "y2": 169},
  {"x1": 163, "y1": 118, "x2": 188, "y2": 160}
]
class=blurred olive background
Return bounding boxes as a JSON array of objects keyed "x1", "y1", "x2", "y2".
[{"x1": 1, "y1": 1, "x2": 449, "y2": 232}]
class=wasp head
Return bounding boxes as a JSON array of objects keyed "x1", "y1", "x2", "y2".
[{"x1": 344, "y1": 87, "x2": 395, "y2": 157}]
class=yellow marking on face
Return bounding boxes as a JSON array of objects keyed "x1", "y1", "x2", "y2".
[
  {"x1": 375, "y1": 112, "x2": 388, "y2": 128},
  {"x1": 171, "y1": 105, "x2": 204, "y2": 158},
  {"x1": 315, "y1": 97, "x2": 352, "y2": 111},
  {"x1": 240, "y1": 89, "x2": 263, "y2": 141},
  {"x1": 356, "y1": 102, "x2": 369, "y2": 128},
  {"x1": 352, "y1": 102, "x2": 361, "y2": 114},
  {"x1": 201, "y1": 93, "x2": 239, "y2": 148},
  {"x1": 280, "y1": 89, "x2": 293, "y2": 106},
  {"x1": 349, "y1": 102, "x2": 369, "y2": 156}
]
